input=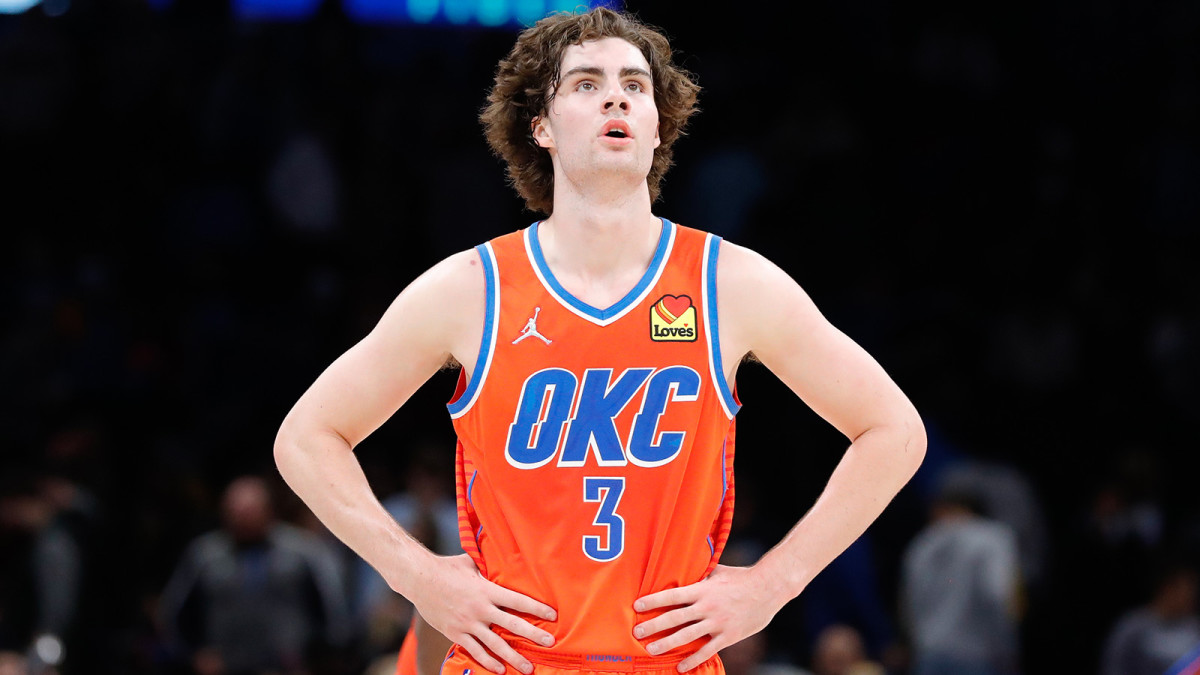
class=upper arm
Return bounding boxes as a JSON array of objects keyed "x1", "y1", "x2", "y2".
[
  {"x1": 717, "y1": 241, "x2": 922, "y2": 444},
  {"x1": 277, "y1": 248, "x2": 487, "y2": 450}
]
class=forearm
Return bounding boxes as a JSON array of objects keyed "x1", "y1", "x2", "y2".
[
  {"x1": 628, "y1": 427, "x2": 922, "y2": 674},
  {"x1": 274, "y1": 425, "x2": 435, "y2": 598},
  {"x1": 753, "y1": 424, "x2": 925, "y2": 598}
]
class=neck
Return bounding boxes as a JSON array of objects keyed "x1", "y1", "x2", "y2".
[
  {"x1": 551, "y1": 169, "x2": 654, "y2": 222},
  {"x1": 540, "y1": 183, "x2": 660, "y2": 280}
]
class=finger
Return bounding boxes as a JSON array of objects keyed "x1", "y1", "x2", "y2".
[
  {"x1": 677, "y1": 639, "x2": 722, "y2": 673},
  {"x1": 476, "y1": 626, "x2": 533, "y2": 675},
  {"x1": 492, "y1": 586, "x2": 557, "y2": 621},
  {"x1": 646, "y1": 621, "x2": 709, "y2": 656},
  {"x1": 633, "y1": 607, "x2": 697, "y2": 639},
  {"x1": 490, "y1": 608, "x2": 555, "y2": 648},
  {"x1": 635, "y1": 586, "x2": 695, "y2": 612},
  {"x1": 458, "y1": 634, "x2": 507, "y2": 675}
]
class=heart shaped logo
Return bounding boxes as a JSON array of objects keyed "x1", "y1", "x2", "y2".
[
  {"x1": 650, "y1": 294, "x2": 697, "y2": 342},
  {"x1": 654, "y1": 295, "x2": 693, "y2": 323}
]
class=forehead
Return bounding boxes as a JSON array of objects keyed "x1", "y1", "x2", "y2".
[{"x1": 559, "y1": 37, "x2": 650, "y2": 74}]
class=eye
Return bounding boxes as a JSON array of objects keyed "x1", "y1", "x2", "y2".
[
  {"x1": 625, "y1": 81, "x2": 644, "y2": 93},
  {"x1": 576, "y1": 81, "x2": 595, "y2": 92}
]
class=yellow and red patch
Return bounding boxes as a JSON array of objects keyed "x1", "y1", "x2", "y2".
[{"x1": 650, "y1": 295, "x2": 697, "y2": 342}]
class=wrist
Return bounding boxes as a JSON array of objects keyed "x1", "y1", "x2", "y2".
[
  {"x1": 751, "y1": 547, "x2": 813, "y2": 601},
  {"x1": 380, "y1": 530, "x2": 440, "y2": 599}
]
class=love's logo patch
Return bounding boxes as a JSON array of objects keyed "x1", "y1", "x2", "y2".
[{"x1": 650, "y1": 294, "x2": 697, "y2": 342}]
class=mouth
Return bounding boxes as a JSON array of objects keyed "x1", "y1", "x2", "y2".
[{"x1": 601, "y1": 120, "x2": 633, "y2": 139}]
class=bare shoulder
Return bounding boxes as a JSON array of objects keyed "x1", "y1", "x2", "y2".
[
  {"x1": 715, "y1": 239, "x2": 823, "y2": 359},
  {"x1": 715, "y1": 238, "x2": 921, "y2": 443},
  {"x1": 715, "y1": 237, "x2": 801, "y2": 288},
  {"x1": 715, "y1": 239, "x2": 806, "y2": 294},
  {"x1": 370, "y1": 247, "x2": 487, "y2": 373},
  {"x1": 276, "y1": 247, "x2": 489, "y2": 450},
  {"x1": 402, "y1": 248, "x2": 486, "y2": 301}
]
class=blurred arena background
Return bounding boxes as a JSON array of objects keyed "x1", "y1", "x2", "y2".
[{"x1": 1, "y1": 0, "x2": 1198, "y2": 674}]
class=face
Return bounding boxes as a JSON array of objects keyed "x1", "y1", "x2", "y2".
[
  {"x1": 222, "y1": 477, "x2": 272, "y2": 543},
  {"x1": 532, "y1": 37, "x2": 661, "y2": 185}
]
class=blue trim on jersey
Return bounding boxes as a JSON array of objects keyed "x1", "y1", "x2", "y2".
[
  {"x1": 467, "y1": 470, "x2": 478, "y2": 505},
  {"x1": 447, "y1": 243, "x2": 496, "y2": 416},
  {"x1": 706, "y1": 235, "x2": 741, "y2": 414},
  {"x1": 706, "y1": 437, "x2": 729, "y2": 560},
  {"x1": 528, "y1": 218, "x2": 673, "y2": 321},
  {"x1": 720, "y1": 437, "x2": 729, "y2": 503}
]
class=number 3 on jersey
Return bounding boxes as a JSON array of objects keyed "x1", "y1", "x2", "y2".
[{"x1": 583, "y1": 477, "x2": 625, "y2": 562}]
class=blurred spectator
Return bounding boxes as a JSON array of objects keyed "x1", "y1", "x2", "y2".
[
  {"x1": 1100, "y1": 559, "x2": 1200, "y2": 675},
  {"x1": 0, "y1": 467, "x2": 86, "y2": 674},
  {"x1": 720, "y1": 630, "x2": 813, "y2": 675},
  {"x1": 1055, "y1": 447, "x2": 1168, "y2": 670},
  {"x1": 924, "y1": 451, "x2": 1051, "y2": 674},
  {"x1": 354, "y1": 446, "x2": 460, "y2": 668},
  {"x1": 900, "y1": 484, "x2": 1021, "y2": 675},
  {"x1": 157, "y1": 475, "x2": 352, "y2": 675},
  {"x1": 936, "y1": 457, "x2": 1049, "y2": 594},
  {"x1": 809, "y1": 624, "x2": 884, "y2": 675},
  {"x1": 1088, "y1": 450, "x2": 1166, "y2": 554},
  {"x1": 797, "y1": 535, "x2": 899, "y2": 666}
]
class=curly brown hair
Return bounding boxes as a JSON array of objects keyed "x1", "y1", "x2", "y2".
[{"x1": 480, "y1": 7, "x2": 701, "y2": 215}]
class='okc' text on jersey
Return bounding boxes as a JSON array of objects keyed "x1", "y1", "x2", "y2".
[{"x1": 504, "y1": 366, "x2": 702, "y2": 469}]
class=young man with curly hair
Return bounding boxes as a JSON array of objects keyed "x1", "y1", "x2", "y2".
[{"x1": 274, "y1": 7, "x2": 926, "y2": 675}]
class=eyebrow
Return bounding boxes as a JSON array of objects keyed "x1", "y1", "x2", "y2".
[{"x1": 562, "y1": 66, "x2": 653, "y2": 81}]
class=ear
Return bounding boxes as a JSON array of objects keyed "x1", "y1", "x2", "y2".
[
  {"x1": 653, "y1": 122, "x2": 661, "y2": 149},
  {"x1": 531, "y1": 116, "x2": 555, "y2": 149}
]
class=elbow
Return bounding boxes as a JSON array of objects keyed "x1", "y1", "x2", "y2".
[
  {"x1": 273, "y1": 417, "x2": 355, "y2": 482},
  {"x1": 273, "y1": 420, "x2": 302, "y2": 481},
  {"x1": 903, "y1": 411, "x2": 928, "y2": 477}
]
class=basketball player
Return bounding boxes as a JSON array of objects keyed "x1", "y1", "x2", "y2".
[{"x1": 274, "y1": 7, "x2": 926, "y2": 675}]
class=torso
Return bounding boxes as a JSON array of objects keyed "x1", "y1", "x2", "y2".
[{"x1": 446, "y1": 219, "x2": 739, "y2": 659}]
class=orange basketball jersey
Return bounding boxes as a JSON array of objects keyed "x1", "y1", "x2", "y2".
[{"x1": 446, "y1": 219, "x2": 739, "y2": 665}]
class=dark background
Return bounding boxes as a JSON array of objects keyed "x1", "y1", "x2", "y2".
[{"x1": 2, "y1": 0, "x2": 1199, "y2": 673}]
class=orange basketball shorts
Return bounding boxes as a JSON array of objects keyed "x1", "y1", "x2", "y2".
[{"x1": 439, "y1": 645, "x2": 724, "y2": 675}]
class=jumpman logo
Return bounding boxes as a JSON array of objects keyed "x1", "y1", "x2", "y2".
[{"x1": 513, "y1": 306, "x2": 552, "y2": 345}]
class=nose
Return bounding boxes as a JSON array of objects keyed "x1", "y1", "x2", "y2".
[{"x1": 603, "y1": 85, "x2": 630, "y2": 112}]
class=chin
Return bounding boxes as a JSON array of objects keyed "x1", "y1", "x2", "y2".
[{"x1": 592, "y1": 155, "x2": 653, "y2": 176}]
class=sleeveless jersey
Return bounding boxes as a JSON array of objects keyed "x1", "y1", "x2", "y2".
[{"x1": 446, "y1": 219, "x2": 740, "y2": 663}]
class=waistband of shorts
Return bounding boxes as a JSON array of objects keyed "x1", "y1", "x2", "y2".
[{"x1": 518, "y1": 649, "x2": 691, "y2": 672}]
